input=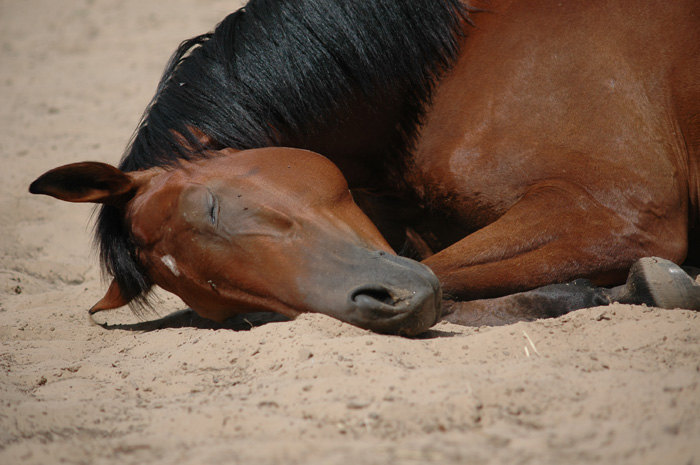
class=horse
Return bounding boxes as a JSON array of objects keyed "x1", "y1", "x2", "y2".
[{"x1": 29, "y1": 0, "x2": 700, "y2": 335}]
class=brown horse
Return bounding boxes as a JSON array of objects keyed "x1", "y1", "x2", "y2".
[{"x1": 30, "y1": 0, "x2": 700, "y2": 334}]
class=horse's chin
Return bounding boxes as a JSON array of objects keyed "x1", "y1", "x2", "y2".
[{"x1": 154, "y1": 248, "x2": 442, "y2": 335}]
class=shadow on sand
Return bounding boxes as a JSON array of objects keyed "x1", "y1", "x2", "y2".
[
  {"x1": 90, "y1": 309, "x2": 290, "y2": 332},
  {"x1": 90, "y1": 308, "x2": 462, "y2": 338}
]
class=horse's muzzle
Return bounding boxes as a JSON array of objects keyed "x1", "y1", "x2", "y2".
[{"x1": 328, "y1": 251, "x2": 442, "y2": 336}]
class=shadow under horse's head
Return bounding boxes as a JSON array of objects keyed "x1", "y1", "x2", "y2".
[{"x1": 30, "y1": 148, "x2": 441, "y2": 335}]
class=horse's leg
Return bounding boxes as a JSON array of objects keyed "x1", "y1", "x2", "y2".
[
  {"x1": 441, "y1": 279, "x2": 611, "y2": 326},
  {"x1": 423, "y1": 181, "x2": 689, "y2": 321},
  {"x1": 441, "y1": 258, "x2": 700, "y2": 326}
]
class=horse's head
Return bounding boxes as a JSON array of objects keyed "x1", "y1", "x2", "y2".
[{"x1": 30, "y1": 148, "x2": 441, "y2": 335}]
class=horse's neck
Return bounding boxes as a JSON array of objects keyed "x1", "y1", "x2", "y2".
[
  {"x1": 279, "y1": 92, "x2": 430, "y2": 250},
  {"x1": 286, "y1": 94, "x2": 410, "y2": 190}
]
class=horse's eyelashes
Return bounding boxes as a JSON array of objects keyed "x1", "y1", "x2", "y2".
[{"x1": 207, "y1": 190, "x2": 219, "y2": 226}]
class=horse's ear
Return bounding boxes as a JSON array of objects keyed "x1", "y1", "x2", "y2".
[
  {"x1": 29, "y1": 162, "x2": 134, "y2": 204},
  {"x1": 89, "y1": 279, "x2": 132, "y2": 314}
]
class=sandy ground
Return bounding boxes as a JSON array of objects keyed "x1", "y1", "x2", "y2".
[{"x1": 1, "y1": 1, "x2": 699, "y2": 464}]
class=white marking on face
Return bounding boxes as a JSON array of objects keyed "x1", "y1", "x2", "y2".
[{"x1": 161, "y1": 255, "x2": 180, "y2": 277}]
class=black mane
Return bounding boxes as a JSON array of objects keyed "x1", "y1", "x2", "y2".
[{"x1": 97, "y1": 0, "x2": 471, "y2": 310}]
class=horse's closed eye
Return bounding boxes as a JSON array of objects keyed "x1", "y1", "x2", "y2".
[{"x1": 207, "y1": 190, "x2": 219, "y2": 226}]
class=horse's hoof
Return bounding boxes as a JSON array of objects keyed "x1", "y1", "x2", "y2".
[{"x1": 623, "y1": 257, "x2": 700, "y2": 310}]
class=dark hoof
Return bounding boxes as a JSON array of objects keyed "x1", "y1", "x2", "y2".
[{"x1": 622, "y1": 257, "x2": 700, "y2": 310}]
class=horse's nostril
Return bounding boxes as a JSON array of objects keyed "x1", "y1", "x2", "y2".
[{"x1": 350, "y1": 286, "x2": 397, "y2": 306}]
